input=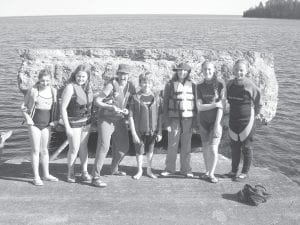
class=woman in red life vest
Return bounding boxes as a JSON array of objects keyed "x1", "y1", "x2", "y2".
[
  {"x1": 61, "y1": 64, "x2": 93, "y2": 183},
  {"x1": 21, "y1": 69, "x2": 59, "y2": 186},
  {"x1": 161, "y1": 63, "x2": 197, "y2": 178}
]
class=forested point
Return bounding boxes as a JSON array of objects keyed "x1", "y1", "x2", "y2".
[{"x1": 243, "y1": 0, "x2": 300, "y2": 19}]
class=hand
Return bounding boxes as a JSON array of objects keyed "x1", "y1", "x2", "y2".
[
  {"x1": 122, "y1": 108, "x2": 129, "y2": 115},
  {"x1": 213, "y1": 124, "x2": 222, "y2": 138},
  {"x1": 156, "y1": 133, "x2": 162, "y2": 142},
  {"x1": 111, "y1": 105, "x2": 122, "y2": 113},
  {"x1": 166, "y1": 126, "x2": 171, "y2": 133},
  {"x1": 132, "y1": 134, "x2": 140, "y2": 144},
  {"x1": 26, "y1": 118, "x2": 34, "y2": 126},
  {"x1": 215, "y1": 101, "x2": 223, "y2": 109}
]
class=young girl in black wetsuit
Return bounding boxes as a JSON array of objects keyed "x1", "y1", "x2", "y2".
[
  {"x1": 21, "y1": 69, "x2": 59, "y2": 186},
  {"x1": 225, "y1": 59, "x2": 262, "y2": 181}
]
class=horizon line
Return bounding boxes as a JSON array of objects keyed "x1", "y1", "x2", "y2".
[{"x1": 0, "y1": 13, "x2": 243, "y2": 18}]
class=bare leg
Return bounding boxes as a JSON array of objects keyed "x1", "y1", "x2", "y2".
[
  {"x1": 40, "y1": 127, "x2": 50, "y2": 177},
  {"x1": 67, "y1": 128, "x2": 82, "y2": 180},
  {"x1": 78, "y1": 126, "x2": 90, "y2": 174},
  {"x1": 202, "y1": 143, "x2": 210, "y2": 176},
  {"x1": 28, "y1": 126, "x2": 42, "y2": 183},
  {"x1": 146, "y1": 151, "x2": 157, "y2": 178},
  {"x1": 208, "y1": 144, "x2": 219, "y2": 178},
  {"x1": 133, "y1": 154, "x2": 143, "y2": 180}
]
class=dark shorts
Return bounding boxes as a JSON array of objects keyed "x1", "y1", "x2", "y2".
[{"x1": 134, "y1": 134, "x2": 156, "y2": 155}]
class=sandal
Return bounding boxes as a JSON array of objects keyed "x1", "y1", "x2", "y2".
[
  {"x1": 200, "y1": 173, "x2": 209, "y2": 180},
  {"x1": 234, "y1": 173, "x2": 248, "y2": 182},
  {"x1": 67, "y1": 174, "x2": 76, "y2": 183},
  {"x1": 185, "y1": 172, "x2": 194, "y2": 178},
  {"x1": 81, "y1": 172, "x2": 92, "y2": 182},
  {"x1": 33, "y1": 178, "x2": 44, "y2": 186},
  {"x1": 221, "y1": 171, "x2": 237, "y2": 178},
  {"x1": 112, "y1": 171, "x2": 126, "y2": 176},
  {"x1": 92, "y1": 178, "x2": 107, "y2": 188},
  {"x1": 160, "y1": 171, "x2": 173, "y2": 177},
  {"x1": 43, "y1": 175, "x2": 59, "y2": 182},
  {"x1": 209, "y1": 176, "x2": 219, "y2": 183}
]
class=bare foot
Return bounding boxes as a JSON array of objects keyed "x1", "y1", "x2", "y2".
[
  {"x1": 147, "y1": 169, "x2": 157, "y2": 179},
  {"x1": 133, "y1": 170, "x2": 143, "y2": 180}
]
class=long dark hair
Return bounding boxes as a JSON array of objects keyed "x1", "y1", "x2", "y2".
[{"x1": 69, "y1": 64, "x2": 91, "y2": 93}]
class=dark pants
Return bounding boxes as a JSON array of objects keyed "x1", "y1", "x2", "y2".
[
  {"x1": 92, "y1": 118, "x2": 129, "y2": 178},
  {"x1": 230, "y1": 137, "x2": 254, "y2": 174}
]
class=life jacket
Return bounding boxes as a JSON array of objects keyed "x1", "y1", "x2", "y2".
[
  {"x1": 130, "y1": 92, "x2": 161, "y2": 135},
  {"x1": 168, "y1": 80, "x2": 196, "y2": 118},
  {"x1": 66, "y1": 83, "x2": 93, "y2": 121},
  {"x1": 99, "y1": 79, "x2": 135, "y2": 120}
]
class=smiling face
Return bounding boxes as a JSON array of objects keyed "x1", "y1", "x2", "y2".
[
  {"x1": 234, "y1": 62, "x2": 248, "y2": 80},
  {"x1": 117, "y1": 72, "x2": 129, "y2": 86},
  {"x1": 39, "y1": 75, "x2": 51, "y2": 89},
  {"x1": 140, "y1": 79, "x2": 153, "y2": 94},
  {"x1": 202, "y1": 62, "x2": 215, "y2": 80},
  {"x1": 75, "y1": 71, "x2": 88, "y2": 86},
  {"x1": 176, "y1": 69, "x2": 189, "y2": 82}
]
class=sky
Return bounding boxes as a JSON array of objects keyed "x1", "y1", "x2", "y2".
[{"x1": 0, "y1": 0, "x2": 269, "y2": 17}]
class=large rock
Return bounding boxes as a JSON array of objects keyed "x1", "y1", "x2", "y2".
[
  {"x1": 18, "y1": 48, "x2": 278, "y2": 123},
  {"x1": 18, "y1": 49, "x2": 278, "y2": 154}
]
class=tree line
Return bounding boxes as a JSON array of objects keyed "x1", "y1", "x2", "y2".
[{"x1": 243, "y1": 0, "x2": 300, "y2": 19}]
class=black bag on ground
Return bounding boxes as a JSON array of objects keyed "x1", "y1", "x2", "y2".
[{"x1": 237, "y1": 184, "x2": 271, "y2": 206}]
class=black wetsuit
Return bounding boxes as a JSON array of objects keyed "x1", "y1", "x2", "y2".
[{"x1": 227, "y1": 78, "x2": 261, "y2": 174}]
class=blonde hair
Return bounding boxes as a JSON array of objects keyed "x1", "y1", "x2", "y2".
[{"x1": 233, "y1": 59, "x2": 249, "y2": 74}]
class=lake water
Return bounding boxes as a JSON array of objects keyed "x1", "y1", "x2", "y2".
[{"x1": 0, "y1": 15, "x2": 299, "y2": 184}]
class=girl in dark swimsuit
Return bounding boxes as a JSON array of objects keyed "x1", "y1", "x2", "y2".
[
  {"x1": 21, "y1": 69, "x2": 59, "y2": 186},
  {"x1": 61, "y1": 65, "x2": 93, "y2": 183}
]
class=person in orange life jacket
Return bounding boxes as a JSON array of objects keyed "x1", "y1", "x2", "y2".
[
  {"x1": 128, "y1": 72, "x2": 163, "y2": 180},
  {"x1": 161, "y1": 63, "x2": 197, "y2": 178},
  {"x1": 223, "y1": 59, "x2": 263, "y2": 182},
  {"x1": 21, "y1": 69, "x2": 59, "y2": 186},
  {"x1": 61, "y1": 65, "x2": 93, "y2": 183},
  {"x1": 92, "y1": 64, "x2": 136, "y2": 187},
  {"x1": 197, "y1": 61, "x2": 225, "y2": 183}
]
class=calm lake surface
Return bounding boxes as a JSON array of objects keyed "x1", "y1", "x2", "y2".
[{"x1": 0, "y1": 15, "x2": 299, "y2": 184}]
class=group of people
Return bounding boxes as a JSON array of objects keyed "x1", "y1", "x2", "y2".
[{"x1": 21, "y1": 59, "x2": 262, "y2": 187}]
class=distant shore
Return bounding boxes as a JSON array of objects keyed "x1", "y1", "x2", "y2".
[{"x1": 243, "y1": 0, "x2": 300, "y2": 20}]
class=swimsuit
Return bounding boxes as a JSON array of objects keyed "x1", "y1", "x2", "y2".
[{"x1": 32, "y1": 91, "x2": 53, "y2": 130}]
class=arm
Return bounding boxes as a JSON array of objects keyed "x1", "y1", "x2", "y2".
[
  {"x1": 20, "y1": 89, "x2": 34, "y2": 125},
  {"x1": 213, "y1": 82, "x2": 225, "y2": 137},
  {"x1": 156, "y1": 113, "x2": 163, "y2": 142},
  {"x1": 128, "y1": 116, "x2": 140, "y2": 144},
  {"x1": 60, "y1": 84, "x2": 74, "y2": 136},
  {"x1": 197, "y1": 99, "x2": 223, "y2": 112},
  {"x1": 94, "y1": 84, "x2": 122, "y2": 113},
  {"x1": 162, "y1": 83, "x2": 171, "y2": 130}
]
